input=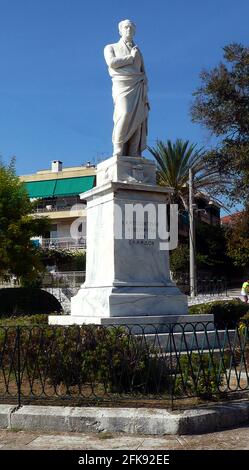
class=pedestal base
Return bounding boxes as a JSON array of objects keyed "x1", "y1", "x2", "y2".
[
  {"x1": 49, "y1": 283, "x2": 188, "y2": 327},
  {"x1": 49, "y1": 311, "x2": 214, "y2": 333},
  {"x1": 49, "y1": 155, "x2": 188, "y2": 329},
  {"x1": 71, "y1": 284, "x2": 187, "y2": 318},
  {"x1": 96, "y1": 155, "x2": 156, "y2": 186}
]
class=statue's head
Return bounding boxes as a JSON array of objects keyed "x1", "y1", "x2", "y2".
[{"x1": 118, "y1": 19, "x2": 136, "y2": 41}]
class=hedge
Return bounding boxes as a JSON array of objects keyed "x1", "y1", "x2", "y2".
[
  {"x1": 189, "y1": 300, "x2": 249, "y2": 328},
  {"x1": 0, "y1": 288, "x2": 62, "y2": 317},
  {"x1": 0, "y1": 324, "x2": 225, "y2": 397}
]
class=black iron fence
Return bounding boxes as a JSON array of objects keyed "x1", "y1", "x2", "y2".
[
  {"x1": 0, "y1": 321, "x2": 249, "y2": 409},
  {"x1": 1, "y1": 276, "x2": 227, "y2": 296},
  {"x1": 176, "y1": 277, "x2": 227, "y2": 297}
]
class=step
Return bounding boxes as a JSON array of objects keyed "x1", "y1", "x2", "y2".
[
  {"x1": 144, "y1": 329, "x2": 236, "y2": 352},
  {"x1": 49, "y1": 313, "x2": 214, "y2": 333}
]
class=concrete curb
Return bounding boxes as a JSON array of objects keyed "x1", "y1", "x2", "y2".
[
  {"x1": 0, "y1": 405, "x2": 17, "y2": 429},
  {"x1": 0, "y1": 402, "x2": 249, "y2": 435}
]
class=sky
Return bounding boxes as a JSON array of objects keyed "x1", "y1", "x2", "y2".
[{"x1": 0, "y1": 0, "x2": 249, "y2": 184}]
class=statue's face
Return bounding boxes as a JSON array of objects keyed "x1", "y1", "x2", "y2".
[{"x1": 121, "y1": 22, "x2": 135, "y2": 41}]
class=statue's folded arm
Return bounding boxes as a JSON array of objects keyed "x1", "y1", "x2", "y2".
[{"x1": 104, "y1": 45, "x2": 133, "y2": 69}]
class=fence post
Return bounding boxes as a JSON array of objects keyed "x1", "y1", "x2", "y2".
[
  {"x1": 16, "y1": 326, "x2": 21, "y2": 407},
  {"x1": 169, "y1": 324, "x2": 174, "y2": 411}
]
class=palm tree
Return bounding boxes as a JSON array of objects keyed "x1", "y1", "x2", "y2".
[{"x1": 147, "y1": 139, "x2": 225, "y2": 210}]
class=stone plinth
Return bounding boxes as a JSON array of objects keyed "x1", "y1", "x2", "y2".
[
  {"x1": 97, "y1": 155, "x2": 156, "y2": 186},
  {"x1": 49, "y1": 314, "x2": 214, "y2": 333},
  {"x1": 49, "y1": 156, "x2": 188, "y2": 327}
]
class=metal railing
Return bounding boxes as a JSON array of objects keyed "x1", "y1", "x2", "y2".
[
  {"x1": 41, "y1": 237, "x2": 86, "y2": 250},
  {"x1": 34, "y1": 202, "x2": 86, "y2": 213},
  {"x1": 0, "y1": 271, "x2": 86, "y2": 289},
  {"x1": 0, "y1": 321, "x2": 248, "y2": 408},
  {"x1": 42, "y1": 271, "x2": 85, "y2": 288},
  {"x1": 0, "y1": 278, "x2": 20, "y2": 288},
  {"x1": 175, "y1": 278, "x2": 228, "y2": 297}
]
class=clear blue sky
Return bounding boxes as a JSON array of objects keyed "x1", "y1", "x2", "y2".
[{"x1": 0, "y1": 0, "x2": 248, "y2": 178}]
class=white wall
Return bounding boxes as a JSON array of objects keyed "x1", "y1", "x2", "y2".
[{"x1": 52, "y1": 218, "x2": 87, "y2": 239}]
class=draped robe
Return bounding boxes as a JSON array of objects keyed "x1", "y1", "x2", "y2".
[{"x1": 104, "y1": 38, "x2": 149, "y2": 156}]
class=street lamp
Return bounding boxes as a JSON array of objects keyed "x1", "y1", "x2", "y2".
[{"x1": 189, "y1": 168, "x2": 196, "y2": 297}]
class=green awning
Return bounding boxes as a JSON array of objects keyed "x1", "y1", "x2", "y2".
[
  {"x1": 25, "y1": 180, "x2": 57, "y2": 198},
  {"x1": 25, "y1": 176, "x2": 95, "y2": 199},
  {"x1": 53, "y1": 176, "x2": 95, "y2": 196}
]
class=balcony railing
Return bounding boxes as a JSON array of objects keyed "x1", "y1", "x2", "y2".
[
  {"x1": 34, "y1": 203, "x2": 86, "y2": 213},
  {"x1": 41, "y1": 237, "x2": 86, "y2": 250}
]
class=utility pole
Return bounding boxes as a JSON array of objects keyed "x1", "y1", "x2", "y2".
[{"x1": 189, "y1": 168, "x2": 196, "y2": 297}]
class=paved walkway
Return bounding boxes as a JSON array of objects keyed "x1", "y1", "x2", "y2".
[
  {"x1": 1, "y1": 425, "x2": 249, "y2": 450},
  {"x1": 187, "y1": 288, "x2": 241, "y2": 306}
]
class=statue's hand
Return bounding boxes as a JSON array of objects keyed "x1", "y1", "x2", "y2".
[{"x1": 131, "y1": 47, "x2": 139, "y2": 58}]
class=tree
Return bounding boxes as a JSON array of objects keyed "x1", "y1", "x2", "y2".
[
  {"x1": 170, "y1": 223, "x2": 231, "y2": 280},
  {"x1": 191, "y1": 43, "x2": 249, "y2": 202},
  {"x1": 195, "y1": 221, "x2": 232, "y2": 275},
  {"x1": 147, "y1": 139, "x2": 224, "y2": 209},
  {"x1": 225, "y1": 208, "x2": 249, "y2": 269},
  {"x1": 40, "y1": 248, "x2": 86, "y2": 271},
  {"x1": 0, "y1": 159, "x2": 50, "y2": 281},
  {"x1": 170, "y1": 244, "x2": 189, "y2": 274}
]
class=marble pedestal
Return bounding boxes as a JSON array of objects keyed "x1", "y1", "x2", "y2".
[{"x1": 49, "y1": 156, "x2": 188, "y2": 327}]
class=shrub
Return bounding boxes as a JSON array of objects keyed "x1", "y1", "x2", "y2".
[
  {"x1": 240, "y1": 312, "x2": 249, "y2": 323},
  {"x1": 1, "y1": 324, "x2": 233, "y2": 399},
  {"x1": 170, "y1": 245, "x2": 189, "y2": 278},
  {"x1": 40, "y1": 248, "x2": 86, "y2": 272},
  {"x1": 0, "y1": 314, "x2": 48, "y2": 327},
  {"x1": 0, "y1": 288, "x2": 62, "y2": 316},
  {"x1": 173, "y1": 352, "x2": 225, "y2": 398},
  {"x1": 0, "y1": 325, "x2": 171, "y2": 395},
  {"x1": 189, "y1": 300, "x2": 249, "y2": 328}
]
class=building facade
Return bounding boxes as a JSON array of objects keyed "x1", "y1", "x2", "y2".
[
  {"x1": 20, "y1": 161, "x2": 220, "y2": 250},
  {"x1": 20, "y1": 160, "x2": 96, "y2": 250}
]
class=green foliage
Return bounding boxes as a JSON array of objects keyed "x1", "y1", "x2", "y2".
[
  {"x1": 147, "y1": 139, "x2": 225, "y2": 208},
  {"x1": 225, "y1": 208, "x2": 249, "y2": 268},
  {"x1": 174, "y1": 353, "x2": 225, "y2": 397},
  {"x1": 240, "y1": 311, "x2": 249, "y2": 323},
  {"x1": 170, "y1": 223, "x2": 232, "y2": 280},
  {"x1": 40, "y1": 248, "x2": 86, "y2": 271},
  {"x1": 0, "y1": 159, "x2": 50, "y2": 281},
  {"x1": 189, "y1": 300, "x2": 249, "y2": 328},
  {"x1": 170, "y1": 244, "x2": 189, "y2": 275},
  {"x1": 195, "y1": 222, "x2": 233, "y2": 274},
  {"x1": 191, "y1": 43, "x2": 249, "y2": 201},
  {"x1": 0, "y1": 325, "x2": 171, "y2": 395},
  {"x1": 19, "y1": 275, "x2": 43, "y2": 288},
  {"x1": 0, "y1": 323, "x2": 230, "y2": 399},
  {"x1": 0, "y1": 314, "x2": 48, "y2": 327},
  {"x1": 0, "y1": 288, "x2": 62, "y2": 316}
]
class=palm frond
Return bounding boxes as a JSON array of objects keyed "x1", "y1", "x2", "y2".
[{"x1": 147, "y1": 138, "x2": 228, "y2": 209}]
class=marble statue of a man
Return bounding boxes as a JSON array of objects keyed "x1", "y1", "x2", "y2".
[{"x1": 104, "y1": 19, "x2": 149, "y2": 157}]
